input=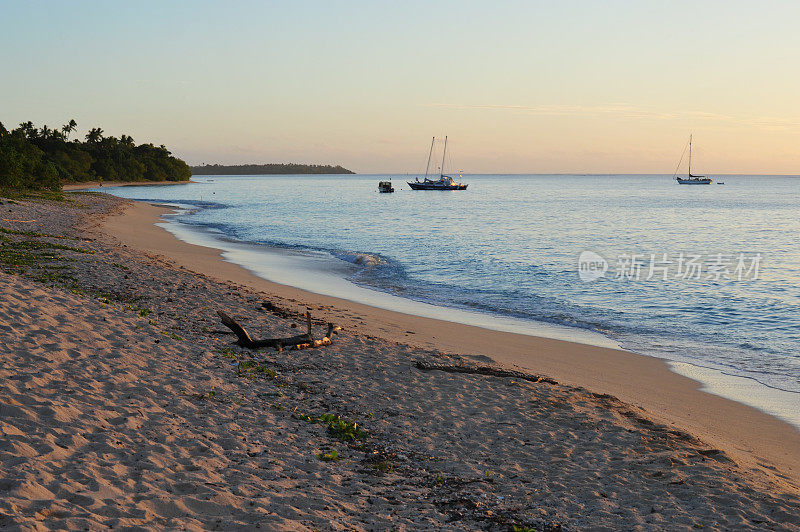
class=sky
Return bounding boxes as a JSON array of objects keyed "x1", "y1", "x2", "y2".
[{"x1": 2, "y1": 0, "x2": 799, "y2": 174}]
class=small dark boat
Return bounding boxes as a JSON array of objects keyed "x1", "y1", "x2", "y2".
[
  {"x1": 378, "y1": 181, "x2": 394, "y2": 193},
  {"x1": 407, "y1": 136, "x2": 468, "y2": 191}
]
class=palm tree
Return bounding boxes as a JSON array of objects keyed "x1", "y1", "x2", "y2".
[
  {"x1": 39, "y1": 125, "x2": 52, "y2": 139},
  {"x1": 61, "y1": 119, "x2": 77, "y2": 141},
  {"x1": 85, "y1": 127, "x2": 104, "y2": 143},
  {"x1": 120, "y1": 134, "x2": 135, "y2": 147},
  {"x1": 18, "y1": 121, "x2": 36, "y2": 139}
]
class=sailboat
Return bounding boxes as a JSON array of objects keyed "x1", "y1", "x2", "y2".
[
  {"x1": 675, "y1": 135, "x2": 713, "y2": 185},
  {"x1": 408, "y1": 136, "x2": 468, "y2": 190}
]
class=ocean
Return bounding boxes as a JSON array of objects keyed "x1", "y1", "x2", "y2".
[{"x1": 101, "y1": 174, "x2": 800, "y2": 427}]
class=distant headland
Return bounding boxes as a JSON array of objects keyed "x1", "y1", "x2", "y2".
[{"x1": 190, "y1": 163, "x2": 355, "y2": 175}]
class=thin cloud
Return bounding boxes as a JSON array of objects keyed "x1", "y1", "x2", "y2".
[{"x1": 428, "y1": 103, "x2": 797, "y2": 130}]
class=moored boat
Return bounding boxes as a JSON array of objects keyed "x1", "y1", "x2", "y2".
[
  {"x1": 675, "y1": 135, "x2": 713, "y2": 185},
  {"x1": 378, "y1": 181, "x2": 394, "y2": 193},
  {"x1": 408, "y1": 136, "x2": 468, "y2": 190},
  {"x1": 408, "y1": 176, "x2": 468, "y2": 190},
  {"x1": 677, "y1": 176, "x2": 713, "y2": 184}
]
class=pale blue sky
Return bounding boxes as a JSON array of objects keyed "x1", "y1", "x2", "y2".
[{"x1": 2, "y1": 1, "x2": 798, "y2": 173}]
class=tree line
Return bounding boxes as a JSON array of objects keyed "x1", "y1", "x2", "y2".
[
  {"x1": 190, "y1": 163, "x2": 355, "y2": 175},
  {"x1": 0, "y1": 119, "x2": 191, "y2": 191}
]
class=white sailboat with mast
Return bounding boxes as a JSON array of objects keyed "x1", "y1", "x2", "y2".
[
  {"x1": 675, "y1": 135, "x2": 713, "y2": 185},
  {"x1": 408, "y1": 136, "x2": 468, "y2": 190}
]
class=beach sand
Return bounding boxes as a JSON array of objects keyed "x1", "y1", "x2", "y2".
[{"x1": 1, "y1": 192, "x2": 799, "y2": 530}]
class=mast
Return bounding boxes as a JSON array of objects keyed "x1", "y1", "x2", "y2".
[
  {"x1": 688, "y1": 134, "x2": 692, "y2": 176},
  {"x1": 424, "y1": 136, "x2": 434, "y2": 180},
  {"x1": 440, "y1": 135, "x2": 448, "y2": 177}
]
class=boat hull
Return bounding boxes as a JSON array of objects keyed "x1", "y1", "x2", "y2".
[
  {"x1": 676, "y1": 178, "x2": 712, "y2": 185},
  {"x1": 407, "y1": 182, "x2": 468, "y2": 190}
]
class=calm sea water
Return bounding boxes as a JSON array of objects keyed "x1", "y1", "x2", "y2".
[{"x1": 103, "y1": 174, "x2": 800, "y2": 424}]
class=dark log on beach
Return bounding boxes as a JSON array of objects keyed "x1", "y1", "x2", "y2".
[
  {"x1": 217, "y1": 310, "x2": 339, "y2": 350},
  {"x1": 414, "y1": 360, "x2": 558, "y2": 385}
]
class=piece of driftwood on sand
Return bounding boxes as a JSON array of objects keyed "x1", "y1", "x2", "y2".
[
  {"x1": 217, "y1": 310, "x2": 339, "y2": 351},
  {"x1": 414, "y1": 360, "x2": 558, "y2": 385}
]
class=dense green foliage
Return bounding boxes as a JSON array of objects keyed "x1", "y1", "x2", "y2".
[
  {"x1": 0, "y1": 120, "x2": 191, "y2": 191},
  {"x1": 190, "y1": 163, "x2": 355, "y2": 175}
]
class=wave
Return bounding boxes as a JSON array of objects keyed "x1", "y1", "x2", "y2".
[
  {"x1": 331, "y1": 250, "x2": 387, "y2": 268},
  {"x1": 128, "y1": 197, "x2": 229, "y2": 210}
]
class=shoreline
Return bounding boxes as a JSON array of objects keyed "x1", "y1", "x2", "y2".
[
  {"x1": 153, "y1": 204, "x2": 800, "y2": 429},
  {"x1": 101, "y1": 198, "x2": 800, "y2": 485},
  {"x1": 157, "y1": 209, "x2": 619, "y2": 349},
  {"x1": 63, "y1": 180, "x2": 195, "y2": 191}
]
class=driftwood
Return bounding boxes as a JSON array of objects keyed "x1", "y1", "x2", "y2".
[
  {"x1": 217, "y1": 310, "x2": 340, "y2": 350},
  {"x1": 414, "y1": 360, "x2": 558, "y2": 385}
]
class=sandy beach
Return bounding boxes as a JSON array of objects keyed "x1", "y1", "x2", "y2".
[{"x1": 1, "y1": 191, "x2": 799, "y2": 530}]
